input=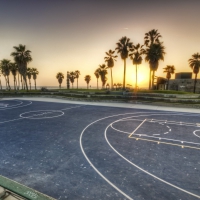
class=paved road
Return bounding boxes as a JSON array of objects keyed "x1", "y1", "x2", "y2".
[{"x1": 0, "y1": 97, "x2": 200, "y2": 200}]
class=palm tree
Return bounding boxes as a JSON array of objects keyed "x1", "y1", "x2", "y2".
[
  {"x1": 129, "y1": 43, "x2": 144, "y2": 91},
  {"x1": 98, "y1": 64, "x2": 108, "y2": 89},
  {"x1": 163, "y1": 65, "x2": 175, "y2": 90},
  {"x1": 94, "y1": 69, "x2": 100, "y2": 89},
  {"x1": 144, "y1": 43, "x2": 165, "y2": 89},
  {"x1": 84, "y1": 75, "x2": 91, "y2": 89},
  {"x1": 10, "y1": 62, "x2": 18, "y2": 90},
  {"x1": 188, "y1": 53, "x2": 200, "y2": 93},
  {"x1": 69, "y1": 71, "x2": 76, "y2": 88},
  {"x1": 11, "y1": 44, "x2": 32, "y2": 91},
  {"x1": 144, "y1": 29, "x2": 162, "y2": 89},
  {"x1": 32, "y1": 68, "x2": 39, "y2": 90},
  {"x1": 116, "y1": 36, "x2": 133, "y2": 90},
  {"x1": 75, "y1": 70, "x2": 81, "y2": 89},
  {"x1": 26, "y1": 68, "x2": 32, "y2": 90},
  {"x1": 104, "y1": 49, "x2": 118, "y2": 89},
  {"x1": 56, "y1": 72, "x2": 64, "y2": 89},
  {"x1": 0, "y1": 59, "x2": 11, "y2": 90},
  {"x1": 144, "y1": 29, "x2": 162, "y2": 46}
]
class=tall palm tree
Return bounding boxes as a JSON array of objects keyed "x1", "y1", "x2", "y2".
[
  {"x1": 144, "y1": 29, "x2": 162, "y2": 89},
  {"x1": 11, "y1": 44, "x2": 32, "y2": 91},
  {"x1": 129, "y1": 43, "x2": 144, "y2": 91},
  {"x1": 0, "y1": 59, "x2": 11, "y2": 90},
  {"x1": 10, "y1": 62, "x2": 18, "y2": 90},
  {"x1": 26, "y1": 68, "x2": 32, "y2": 90},
  {"x1": 84, "y1": 75, "x2": 91, "y2": 89},
  {"x1": 144, "y1": 43, "x2": 165, "y2": 89},
  {"x1": 144, "y1": 29, "x2": 162, "y2": 46},
  {"x1": 98, "y1": 64, "x2": 108, "y2": 89},
  {"x1": 69, "y1": 71, "x2": 76, "y2": 88},
  {"x1": 56, "y1": 72, "x2": 64, "y2": 89},
  {"x1": 188, "y1": 53, "x2": 200, "y2": 93},
  {"x1": 32, "y1": 68, "x2": 39, "y2": 90},
  {"x1": 163, "y1": 65, "x2": 175, "y2": 90},
  {"x1": 75, "y1": 70, "x2": 81, "y2": 89},
  {"x1": 116, "y1": 36, "x2": 133, "y2": 90},
  {"x1": 94, "y1": 69, "x2": 100, "y2": 89},
  {"x1": 104, "y1": 49, "x2": 118, "y2": 89}
]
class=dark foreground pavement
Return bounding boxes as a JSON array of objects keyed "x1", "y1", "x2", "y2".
[{"x1": 0, "y1": 99, "x2": 199, "y2": 200}]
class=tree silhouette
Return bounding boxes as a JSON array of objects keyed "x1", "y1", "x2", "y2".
[
  {"x1": 116, "y1": 36, "x2": 133, "y2": 90},
  {"x1": 56, "y1": 72, "x2": 64, "y2": 89},
  {"x1": 11, "y1": 44, "x2": 32, "y2": 91},
  {"x1": 104, "y1": 49, "x2": 117, "y2": 89},
  {"x1": 144, "y1": 29, "x2": 162, "y2": 89},
  {"x1": 188, "y1": 53, "x2": 200, "y2": 93},
  {"x1": 129, "y1": 43, "x2": 144, "y2": 91},
  {"x1": 84, "y1": 75, "x2": 91, "y2": 89},
  {"x1": 163, "y1": 65, "x2": 175, "y2": 90}
]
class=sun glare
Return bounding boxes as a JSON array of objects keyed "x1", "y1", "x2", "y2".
[{"x1": 126, "y1": 65, "x2": 149, "y2": 88}]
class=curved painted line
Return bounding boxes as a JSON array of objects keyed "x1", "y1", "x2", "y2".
[
  {"x1": 105, "y1": 119, "x2": 200, "y2": 199},
  {"x1": 193, "y1": 130, "x2": 200, "y2": 138},
  {"x1": 80, "y1": 111, "x2": 200, "y2": 199},
  {"x1": 0, "y1": 100, "x2": 23, "y2": 109},
  {"x1": 0, "y1": 101, "x2": 32, "y2": 110},
  {"x1": 80, "y1": 111, "x2": 187, "y2": 199},
  {"x1": 20, "y1": 110, "x2": 64, "y2": 119}
]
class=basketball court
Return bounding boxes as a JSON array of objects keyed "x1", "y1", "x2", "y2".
[{"x1": 0, "y1": 99, "x2": 199, "y2": 199}]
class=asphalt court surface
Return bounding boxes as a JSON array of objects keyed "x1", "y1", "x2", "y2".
[{"x1": 0, "y1": 99, "x2": 200, "y2": 200}]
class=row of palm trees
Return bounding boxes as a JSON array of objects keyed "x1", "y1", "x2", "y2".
[
  {"x1": 56, "y1": 71, "x2": 92, "y2": 89},
  {"x1": 0, "y1": 44, "x2": 39, "y2": 91},
  {"x1": 92, "y1": 29, "x2": 165, "y2": 91},
  {"x1": 56, "y1": 71, "x2": 81, "y2": 89}
]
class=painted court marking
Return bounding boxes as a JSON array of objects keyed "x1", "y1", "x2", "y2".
[{"x1": 81, "y1": 111, "x2": 200, "y2": 199}]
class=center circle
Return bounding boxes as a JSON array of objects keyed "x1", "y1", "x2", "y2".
[{"x1": 20, "y1": 110, "x2": 64, "y2": 119}]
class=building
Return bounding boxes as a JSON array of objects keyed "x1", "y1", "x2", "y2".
[{"x1": 169, "y1": 72, "x2": 200, "y2": 92}]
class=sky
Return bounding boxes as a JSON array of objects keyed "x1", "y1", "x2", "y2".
[{"x1": 0, "y1": 0, "x2": 200, "y2": 89}]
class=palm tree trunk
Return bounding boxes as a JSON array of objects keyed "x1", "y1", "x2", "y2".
[
  {"x1": 23, "y1": 75, "x2": 28, "y2": 91},
  {"x1": 77, "y1": 78, "x2": 78, "y2": 89},
  {"x1": 4, "y1": 76, "x2": 7, "y2": 90},
  {"x1": 149, "y1": 68, "x2": 151, "y2": 90},
  {"x1": 97, "y1": 78, "x2": 98, "y2": 89},
  {"x1": 87, "y1": 83, "x2": 88, "y2": 89},
  {"x1": 35, "y1": 79, "x2": 36, "y2": 90},
  {"x1": 135, "y1": 64, "x2": 138, "y2": 91},
  {"x1": 0, "y1": 77, "x2": 2, "y2": 90},
  {"x1": 13, "y1": 77, "x2": 16, "y2": 90},
  {"x1": 110, "y1": 68, "x2": 113, "y2": 90},
  {"x1": 29, "y1": 79, "x2": 31, "y2": 90},
  {"x1": 17, "y1": 72, "x2": 20, "y2": 90},
  {"x1": 7, "y1": 76, "x2": 11, "y2": 90},
  {"x1": 151, "y1": 71, "x2": 155, "y2": 89},
  {"x1": 123, "y1": 59, "x2": 126, "y2": 90},
  {"x1": 194, "y1": 73, "x2": 197, "y2": 93},
  {"x1": 167, "y1": 78, "x2": 169, "y2": 90}
]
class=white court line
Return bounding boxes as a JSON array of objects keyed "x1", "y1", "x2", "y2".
[
  {"x1": 0, "y1": 101, "x2": 32, "y2": 110},
  {"x1": 132, "y1": 134, "x2": 200, "y2": 146},
  {"x1": 109, "y1": 116, "x2": 200, "y2": 146},
  {"x1": 193, "y1": 130, "x2": 200, "y2": 138},
  {"x1": 129, "y1": 119, "x2": 146, "y2": 137},
  {"x1": 0, "y1": 118, "x2": 23, "y2": 124},
  {"x1": 0, "y1": 100, "x2": 23, "y2": 109},
  {"x1": 61, "y1": 105, "x2": 83, "y2": 110},
  {"x1": 20, "y1": 110, "x2": 64, "y2": 119},
  {"x1": 105, "y1": 120, "x2": 200, "y2": 199},
  {"x1": 80, "y1": 111, "x2": 191, "y2": 199}
]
